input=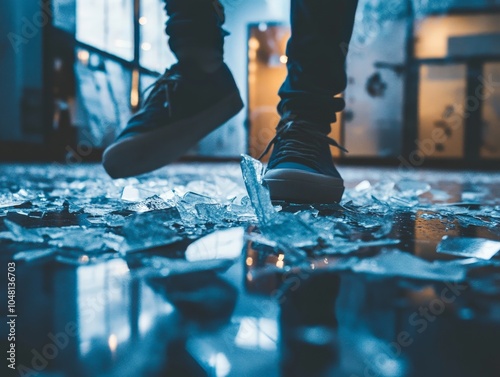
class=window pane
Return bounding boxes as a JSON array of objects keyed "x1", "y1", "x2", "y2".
[
  {"x1": 481, "y1": 63, "x2": 500, "y2": 159},
  {"x1": 75, "y1": 50, "x2": 132, "y2": 147},
  {"x1": 106, "y1": 0, "x2": 134, "y2": 60},
  {"x1": 139, "y1": 0, "x2": 175, "y2": 72},
  {"x1": 415, "y1": 14, "x2": 500, "y2": 59},
  {"x1": 417, "y1": 64, "x2": 466, "y2": 159},
  {"x1": 344, "y1": 19, "x2": 407, "y2": 157},
  {"x1": 76, "y1": 0, "x2": 106, "y2": 49},
  {"x1": 76, "y1": 0, "x2": 133, "y2": 61}
]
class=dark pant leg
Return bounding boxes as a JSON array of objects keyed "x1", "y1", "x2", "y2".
[
  {"x1": 278, "y1": 0, "x2": 359, "y2": 126},
  {"x1": 163, "y1": 0, "x2": 227, "y2": 63}
]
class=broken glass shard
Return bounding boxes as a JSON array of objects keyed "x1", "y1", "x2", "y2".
[
  {"x1": 195, "y1": 203, "x2": 229, "y2": 223},
  {"x1": 351, "y1": 250, "x2": 466, "y2": 281},
  {"x1": 127, "y1": 195, "x2": 173, "y2": 213},
  {"x1": 83, "y1": 198, "x2": 125, "y2": 216},
  {"x1": 185, "y1": 227, "x2": 244, "y2": 261},
  {"x1": 3, "y1": 219, "x2": 45, "y2": 243},
  {"x1": 48, "y1": 228, "x2": 122, "y2": 253},
  {"x1": 134, "y1": 257, "x2": 236, "y2": 279},
  {"x1": 388, "y1": 196, "x2": 419, "y2": 208},
  {"x1": 437, "y1": 236, "x2": 500, "y2": 260},
  {"x1": 240, "y1": 154, "x2": 276, "y2": 224},
  {"x1": 245, "y1": 231, "x2": 278, "y2": 248},
  {"x1": 175, "y1": 200, "x2": 204, "y2": 227},
  {"x1": 462, "y1": 190, "x2": 486, "y2": 202},
  {"x1": 121, "y1": 185, "x2": 156, "y2": 202},
  {"x1": 120, "y1": 211, "x2": 182, "y2": 253},
  {"x1": 261, "y1": 213, "x2": 320, "y2": 248},
  {"x1": 355, "y1": 180, "x2": 372, "y2": 192},
  {"x1": 396, "y1": 179, "x2": 431, "y2": 197},
  {"x1": 318, "y1": 239, "x2": 401, "y2": 255},
  {"x1": 429, "y1": 189, "x2": 452, "y2": 202},
  {"x1": 102, "y1": 214, "x2": 128, "y2": 227},
  {"x1": 227, "y1": 203, "x2": 256, "y2": 222},
  {"x1": 13, "y1": 248, "x2": 58, "y2": 263},
  {"x1": 102, "y1": 232, "x2": 126, "y2": 252},
  {"x1": 455, "y1": 214, "x2": 492, "y2": 228},
  {"x1": 372, "y1": 180, "x2": 396, "y2": 202},
  {"x1": 296, "y1": 213, "x2": 336, "y2": 243},
  {"x1": 0, "y1": 190, "x2": 36, "y2": 209},
  {"x1": 182, "y1": 191, "x2": 217, "y2": 205}
]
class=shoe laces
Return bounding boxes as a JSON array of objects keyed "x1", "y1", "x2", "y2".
[
  {"x1": 258, "y1": 120, "x2": 348, "y2": 169},
  {"x1": 141, "y1": 68, "x2": 182, "y2": 117}
]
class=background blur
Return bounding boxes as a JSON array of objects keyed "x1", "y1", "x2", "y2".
[{"x1": 1, "y1": 0, "x2": 500, "y2": 167}]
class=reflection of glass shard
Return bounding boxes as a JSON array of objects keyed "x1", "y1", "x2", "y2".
[
  {"x1": 48, "y1": 228, "x2": 122, "y2": 252},
  {"x1": 437, "y1": 236, "x2": 500, "y2": 260},
  {"x1": 13, "y1": 248, "x2": 57, "y2": 263},
  {"x1": 351, "y1": 250, "x2": 466, "y2": 281},
  {"x1": 135, "y1": 257, "x2": 236, "y2": 278},
  {"x1": 4, "y1": 220, "x2": 45, "y2": 244},
  {"x1": 185, "y1": 227, "x2": 244, "y2": 261},
  {"x1": 318, "y1": 239, "x2": 400, "y2": 255}
]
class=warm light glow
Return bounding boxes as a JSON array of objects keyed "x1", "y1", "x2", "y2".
[
  {"x1": 246, "y1": 257, "x2": 253, "y2": 266},
  {"x1": 141, "y1": 42, "x2": 152, "y2": 51},
  {"x1": 276, "y1": 260, "x2": 284, "y2": 269},
  {"x1": 108, "y1": 334, "x2": 118, "y2": 353},
  {"x1": 248, "y1": 50, "x2": 257, "y2": 60},
  {"x1": 79, "y1": 255, "x2": 90, "y2": 264},
  {"x1": 77, "y1": 50, "x2": 90, "y2": 65},
  {"x1": 139, "y1": 16, "x2": 148, "y2": 25},
  {"x1": 280, "y1": 55, "x2": 288, "y2": 64},
  {"x1": 130, "y1": 69, "x2": 140, "y2": 108},
  {"x1": 248, "y1": 62, "x2": 257, "y2": 73},
  {"x1": 278, "y1": 253, "x2": 285, "y2": 261},
  {"x1": 248, "y1": 38, "x2": 260, "y2": 50}
]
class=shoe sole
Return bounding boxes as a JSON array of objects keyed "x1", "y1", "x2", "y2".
[
  {"x1": 263, "y1": 168, "x2": 345, "y2": 204},
  {"x1": 103, "y1": 92, "x2": 244, "y2": 178}
]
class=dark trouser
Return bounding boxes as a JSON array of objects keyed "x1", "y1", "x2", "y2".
[
  {"x1": 164, "y1": 0, "x2": 358, "y2": 126},
  {"x1": 164, "y1": 0, "x2": 226, "y2": 63}
]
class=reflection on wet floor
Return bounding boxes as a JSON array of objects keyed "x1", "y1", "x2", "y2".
[{"x1": 0, "y1": 161, "x2": 499, "y2": 377}]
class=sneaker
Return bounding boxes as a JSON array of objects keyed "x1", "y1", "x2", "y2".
[
  {"x1": 103, "y1": 63, "x2": 243, "y2": 178},
  {"x1": 260, "y1": 118, "x2": 347, "y2": 204}
]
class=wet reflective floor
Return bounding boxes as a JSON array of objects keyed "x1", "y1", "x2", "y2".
[{"x1": 1, "y1": 162, "x2": 499, "y2": 377}]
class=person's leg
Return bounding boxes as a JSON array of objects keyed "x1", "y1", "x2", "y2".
[
  {"x1": 164, "y1": 0, "x2": 226, "y2": 72},
  {"x1": 263, "y1": 0, "x2": 359, "y2": 203},
  {"x1": 103, "y1": 0, "x2": 243, "y2": 179},
  {"x1": 278, "y1": 0, "x2": 359, "y2": 126}
]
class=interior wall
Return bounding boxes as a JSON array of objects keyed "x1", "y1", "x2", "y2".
[
  {"x1": 0, "y1": 0, "x2": 44, "y2": 143},
  {"x1": 0, "y1": 0, "x2": 22, "y2": 141}
]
